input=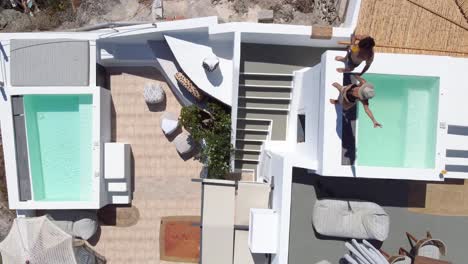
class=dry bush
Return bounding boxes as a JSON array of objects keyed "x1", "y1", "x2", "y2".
[
  {"x1": 232, "y1": 0, "x2": 248, "y2": 14},
  {"x1": 0, "y1": 145, "x2": 7, "y2": 204},
  {"x1": 286, "y1": 0, "x2": 315, "y2": 13},
  {"x1": 272, "y1": 3, "x2": 294, "y2": 22}
]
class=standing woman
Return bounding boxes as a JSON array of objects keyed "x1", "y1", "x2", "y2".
[{"x1": 336, "y1": 35, "x2": 375, "y2": 76}]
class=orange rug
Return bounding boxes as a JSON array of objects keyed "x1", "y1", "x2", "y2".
[{"x1": 160, "y1": 216, "x2": 201, "y2": 263}]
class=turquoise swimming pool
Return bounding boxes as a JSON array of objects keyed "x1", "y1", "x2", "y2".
[
  {"x1": 356, "y1": 74, "x2": 439, "y2": 169},
  {"x1": 24, "y1": 95, "x2": 93, "y2": 201}
]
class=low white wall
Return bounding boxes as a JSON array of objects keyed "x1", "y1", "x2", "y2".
[
  {"x1": 270, "y1": 153, "x2": 284, "y2": 212},
  {"x1": 230, "y1": 31, "x2": 241, "y2": 170},
  {"x1": 212, "y1": 22, "x2": 351, "y2": 48},
  {"x1": 241, "y1": 31, "x2": 347, "y2": 48},
  {"x1": 285, "y1": 69, "x2": 304, "y2": 145},
  {"x1": 0, "y1": 42, "x2": 6, "y2": 87},
  {"x1": 287, "y1": 66, "x2": 321, "y2": 169},
  {"x1": 268, "y1": 152, "x2": 292, "y2": 264},
  {"x1": 297, "y1": 66, "x2": 321, "y2": 162},
  {"x1": 96, "y1": 17, "x2": 217, "y2": 41}
]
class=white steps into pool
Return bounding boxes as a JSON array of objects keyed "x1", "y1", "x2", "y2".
[
  {"x1": 234, "y1": 72, "x2": 293, "y2": 178},
  {"x1": 104, "y1": 143, "x2": 133, "y2": 204},
  {"x1": 108, "y1": 182, "x2": 128, "y2": 192},
  {"x1": 444, "y1": 125, "x2": 468, "y2": 179}
]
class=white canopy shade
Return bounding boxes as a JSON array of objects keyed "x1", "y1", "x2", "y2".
[{"x1": 0, "y1": 216, "x2": 77, "y2": 264}]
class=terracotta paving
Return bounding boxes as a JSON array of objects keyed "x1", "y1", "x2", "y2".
[
  {"x1": 92, "y1": 67, "x2": 202, "y2": 264},
  {"x1": 160, "y1": 216, "x2": 200, "y2": 263}
]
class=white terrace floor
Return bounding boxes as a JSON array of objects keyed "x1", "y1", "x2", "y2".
[{"x1": 92, "y1": 67, "x2": 202, "y2": 264}]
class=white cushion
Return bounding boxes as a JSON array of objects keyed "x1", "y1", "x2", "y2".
[
  {"x1": 73, "y1": 217, "x2": 98, "y2": 240},
  {"x1": 47, "y1": 210, "x2": 98, "y2": 240},
  {"x1": 112, "y1": 195, "x2": 130, "y2": 204},
  {"x1": 161, "y1": 118, "x2": 179, "y2": 135},
  {"x1": 143, "y1": 83, "x2": 165, "y2": 104},
  {"x1": 203, "y1": 55, "x2": 219, "y2": 72},
  {"x1": 108, "y1": 182, "x2": 127, "y2": 192},
  {"x1": 418, "y1": 244, "x2": 441, "y2": 259},
  {"x1": 174, "y1": 133, "x2": 194, "y2": 154},
  {"x1": 104, "y1": 143, "x2": 129, "y2": 179},
  {"x1": 362, "y1": 213, "x2": 390, "y2": 241}
]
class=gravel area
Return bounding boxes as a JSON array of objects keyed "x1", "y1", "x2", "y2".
[
  {"x1": 0, "y1": 143, "x2": 15, "y2": 241},
  {"x1": 0, "y1": 0, "x2": 346, "y2": 32}
]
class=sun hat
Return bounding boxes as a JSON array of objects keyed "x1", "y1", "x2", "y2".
[{"x1": 358, "y1": 82, "x2": 375, "y2": 100}]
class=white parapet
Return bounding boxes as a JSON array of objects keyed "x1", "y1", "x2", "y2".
[{"x1": 248, "y1": 208, "x2": 278, "y2": 254}]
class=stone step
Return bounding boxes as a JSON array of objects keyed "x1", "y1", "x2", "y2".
[
  {"x1": 236, "y1": 119, "x2": 271, "y2": 131},
  {"x1": 238, "y1": 98, "x2": 290, "y2": 110},
  {"x1": 238, "y1": 86, "x2": 291, "y2": 99},
  {"x1": 236, "y1": 130, "x2": 269, "y2": 141},
  {"x1": 235, "y1": 151, "x2": 261, "y2": 161},
  {"x1": 235, "y1": 140, "x2": 264, "y2": 151},
  {"x1": 237, "y1": 109, "x2": 287, "y2": 140},
  {"x1": 239, "y1": 74, "x2": 293, "y2": 87},
  {"x1": 234, "y1": 160, "x2": 258, "y2": 172}
]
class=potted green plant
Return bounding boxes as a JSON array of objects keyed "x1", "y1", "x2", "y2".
[{"x1": 179, "y1": 102, "x2": 233, "y2": 179}]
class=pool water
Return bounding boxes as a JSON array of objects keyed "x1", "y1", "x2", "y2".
[
  {"x1": 356, "y1": 74, "x2": 439, "y2": 169},
  {"x1": 24, "y1": 95, "x2": 93, "y2": 201}
]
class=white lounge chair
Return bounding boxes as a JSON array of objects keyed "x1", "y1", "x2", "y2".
[
  {"x1": 312, "y1": 199, "x2": 389, "y2": 241},
  {"x1": 344, "y1": 239, "x2": 390, "y2": 264}
]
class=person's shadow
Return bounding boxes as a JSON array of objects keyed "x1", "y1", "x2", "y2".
[{"x1": 336, "y1": 73, "x2": 357, "y2": 166}]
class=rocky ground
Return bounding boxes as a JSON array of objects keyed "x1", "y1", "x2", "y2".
[
  {"x1": 0, "y1": 0, "x2": 344, "y2": 32},
  {"x1": 0, "y1": 143, "x2": 16, "y2": 241}
]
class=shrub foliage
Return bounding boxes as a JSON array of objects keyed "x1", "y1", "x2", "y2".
[{"x1": 179, "y1": 102, "x2": 233, "y2": 179}]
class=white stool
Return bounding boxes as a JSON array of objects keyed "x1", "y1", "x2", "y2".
[
  {"x1": 174, "y1": 132, "x2": 194, "y2": 154},
  {"x1": 160, "y1": 112, "x2": 179, "y2": 135}
]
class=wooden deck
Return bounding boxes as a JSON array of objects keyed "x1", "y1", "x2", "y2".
[
  {"x1": 92, "y1": 67, "x2": 202, "y2": 264},
  {"x1": 356, "y1": 0, "x2": 468, "y2": 57}
]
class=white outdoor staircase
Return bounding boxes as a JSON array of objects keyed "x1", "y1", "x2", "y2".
[{"x1": 234, "y1": 72, "x2": 293, "y2": 178}]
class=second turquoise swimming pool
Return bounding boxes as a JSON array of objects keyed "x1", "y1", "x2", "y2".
[{"x1": 356, "y1": 73, "x2": 440, "y2": 169}]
